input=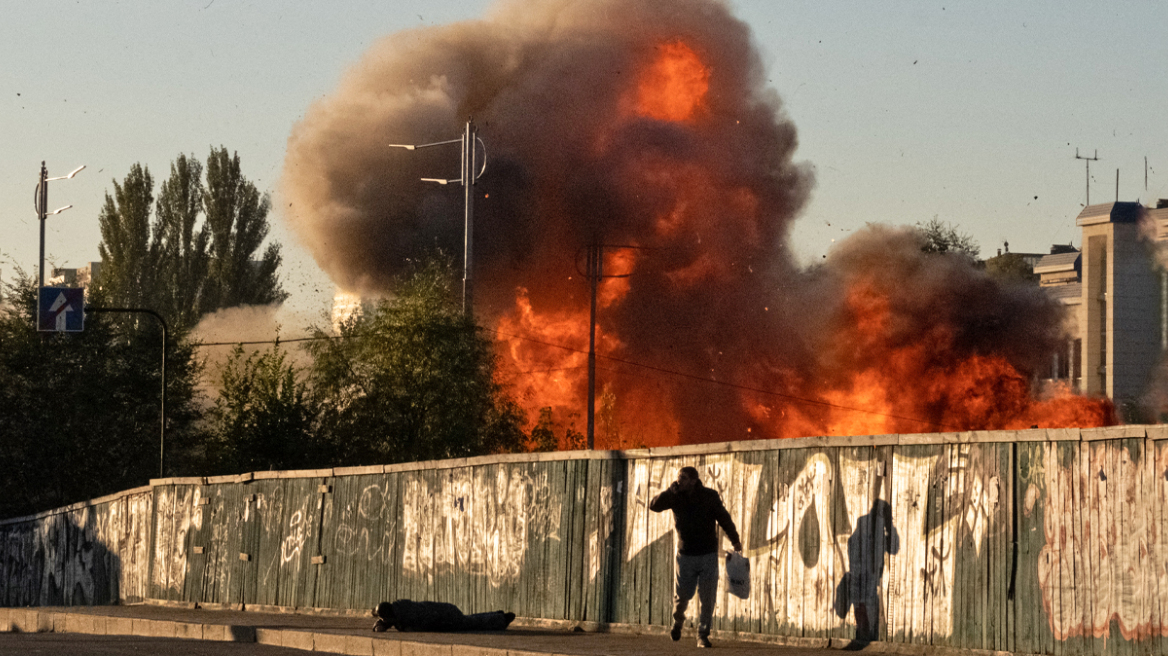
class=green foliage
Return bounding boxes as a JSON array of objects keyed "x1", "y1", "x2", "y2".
[
  {"x1": 201, "y1": 148, "x2": 286, "y2": 314},
  {"x1": 985, "y1": 252, "x2": 1037, "y2": 283},
  {"x1": 530, "y1": 407, "x2": 587, "y2": 452},
  {"x1": 305, "y1": 256, "x2": 525, "y2": 465},
  {"x1": 97, "y1": 164, "x2": 157, "y2": 310},
  {"x1": 530, "y1": 407, "x2": 558, "y2": 452},
  {"x1": 206, "y1": 343, "x2": 316, "y2": 474},
  {"x1": 0, "y1": 273, "x2": 201, "y2": 518},
  {"x1": 916, "y1": 216, "x2": 980, "y2": 260},
  {"x1": 95, "y1": 148, "x2": 287, "y2": 331},
  {"x1": 154, "y1": 154, "x2": 210, "y2": 329}
]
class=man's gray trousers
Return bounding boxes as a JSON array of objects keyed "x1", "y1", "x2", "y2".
[{"x1": 672, "y1": 552, "x2": 719, "y2": 637}]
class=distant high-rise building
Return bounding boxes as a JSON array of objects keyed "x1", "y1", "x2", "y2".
[
  {"x1": 48, "y1": 262, "x2": 102, "y2": 289},
  {"x1": 1075, "y1": 202, "x2": 1163, "y2": 405},
  {"x1": 331, "y1": 290, "x2": 365, "y2": 334},
  {"x1": 1036, "y1": 201, "x2": 1168, "y2": 414}
]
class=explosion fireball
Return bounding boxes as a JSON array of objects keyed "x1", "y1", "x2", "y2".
[{"x1": 282, "y1": 0, "x2": 1113, "y2": 448}]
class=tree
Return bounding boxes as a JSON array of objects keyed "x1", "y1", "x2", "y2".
[
  {"x1": 201, "y1": 147, "x2": 287, "y2": 315},
  {"x1": 97, "y1": 164, "x2": 157, "y2": 310},
  {"x1": 530, "y1": 408, "x2": 558, "y2": 452},
  {"x1": 95, "y1": 149, "x2": 288, "y2": 331},
  {"x1": 985, "y1": 252, "x2": 1037, "y2": 283},
  {"x1": 305, "y1": 255, "x2": 525, "y2": 465},
  {"x1": 916, "y1": 217, "x2": 980, "y2": 260},
  {"x1": 0, "y1": 273, "x2": 202, "y2": 517},
  {"x1": 154, "y1": 154, "x2": 210, "y2": 330},
  {"x1": 205, "y1": 342, "x2": 316, "y2": 474}
]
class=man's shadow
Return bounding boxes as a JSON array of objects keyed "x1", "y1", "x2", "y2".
[{"x1": 834, "y1": 499, "x2": 899, "y2": 650}]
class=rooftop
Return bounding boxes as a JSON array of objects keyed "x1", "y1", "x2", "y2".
[
  {"x1": 1034, "y1": 251, "x2": 1081, "y2": 274},
  {"x1": 1075, "y1": 201, "x2": 1144, "y2": 226},
  {"x1": 1042, "y1": 281, "x2": 1082, "y2": 304}
]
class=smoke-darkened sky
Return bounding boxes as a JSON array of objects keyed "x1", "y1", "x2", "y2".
[
  {"x1": 279, "y1": 0, "x2": 1113, "y2": 444},
  {"x1": 5, "y1": 0, "x2": 1168, "y2": 330}
]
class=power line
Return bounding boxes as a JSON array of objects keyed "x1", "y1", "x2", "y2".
[
  {"x1": 191, "y1": 324, "x2": 957, "y2": 431},
  {"x1": 195, "y1": 335, "x2": 322, "y2": 347},
  {"x1": 483, "y1": 327, "x2": 958, "y2": 431}
]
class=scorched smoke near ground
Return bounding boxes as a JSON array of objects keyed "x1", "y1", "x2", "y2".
[{"x1": 281, "y1": 0, "x2": 1113, "y2": 447}]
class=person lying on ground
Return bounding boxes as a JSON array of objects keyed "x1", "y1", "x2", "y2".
[{"x1": 372, "y1": 599, "x2": 516, "y2": 632}]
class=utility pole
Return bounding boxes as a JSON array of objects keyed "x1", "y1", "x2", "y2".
[
  {"x1": 579, "y1": 244, "x2": 643, "y2": 449},
  {"x1": 462, "y1": 121, "x2": 477, "y2": 315},
  {"x1": 85, "y1": 306, "x2": 167, "y2": 478},
  {"x1": 33, "y1": 162, "x2": 84, "y2": 291},
  {"x1": 586, "y1": 244, "x2": 602, "y2": 450},
  {"x1": 388, "y1": 121, "x2": 485, "y2": 315},
  {"x1": 37, "y1": 163, "x2": 47, "y2": 289},
  {"x1": 1076, "y1": 148, "x2": 1099, "y2": 206}
]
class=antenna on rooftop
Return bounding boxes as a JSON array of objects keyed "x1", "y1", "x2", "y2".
[{"x1": 1075, "y1": 148, "x2": 1098, "y2": 205}]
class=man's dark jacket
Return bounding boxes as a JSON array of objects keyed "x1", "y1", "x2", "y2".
[{"x1": 649, "y1": 481, "x2": 741, "y2": 556}]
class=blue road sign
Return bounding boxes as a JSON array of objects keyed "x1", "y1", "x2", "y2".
[{"x1": 38, "y1": 286, "x2": 85, "y2": 332}]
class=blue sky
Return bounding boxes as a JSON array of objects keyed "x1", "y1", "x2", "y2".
[{"x1": 4, "y1": 0, "x2": 1167, "y2": 329}]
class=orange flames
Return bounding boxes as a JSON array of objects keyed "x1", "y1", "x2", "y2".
[
  {"x1": 767, "y1": 279, "x2": 1114, "y2": 438},
  {"x1": 489, "y1": 38, "x2": 1114, "y2": 450},
  {"x1": 633, "y1": 40, "x2": 710, "y2": 122},
  {"x1": 284, "y1": 4, "x2": 1121, "y2": 450}
]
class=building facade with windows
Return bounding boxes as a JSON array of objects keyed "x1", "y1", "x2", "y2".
[{"x1": 1038, "y1": 201, "x2": 1168, "y2": 414}]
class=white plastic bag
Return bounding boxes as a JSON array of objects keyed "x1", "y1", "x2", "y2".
[{"x1": 725, "y1": 551, "x2": 750, "y2": 599}]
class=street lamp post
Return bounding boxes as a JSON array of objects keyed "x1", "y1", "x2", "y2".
[
  {"x1": 389, "y1": 120, "x2": 486, "y2": 314},
  {"x1": 85, "y1": 306, "x2": 168, "y2": 478},
  {"x1": 35, "y1": 162, "x2": 85, "y2": 289}
]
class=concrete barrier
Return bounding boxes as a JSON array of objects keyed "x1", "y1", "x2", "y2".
[{"x1": 3, "y1": 427, "x2": 1167, "y2": 655}]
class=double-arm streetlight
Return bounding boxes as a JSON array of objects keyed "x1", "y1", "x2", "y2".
[
  {"x1": 34, "y1": 162, "x2": 86, "y2": 288},
  {"x1": 389, "y1": 120, "x2": 486, "y2": 314}
]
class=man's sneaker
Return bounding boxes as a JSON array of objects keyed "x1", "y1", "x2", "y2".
[
  {"x1": 697, "y1": 636, "x2": 713, "y2": 648},
  {"x1": 670, "y1": 623, "x2": 682, "y2": 641}
]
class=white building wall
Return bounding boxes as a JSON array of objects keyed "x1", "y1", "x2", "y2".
[{"x1": 1108, "y1": 223, "x2": 1161, "y2": 402}]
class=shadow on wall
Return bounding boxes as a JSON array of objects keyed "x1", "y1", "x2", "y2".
[
  {"x1": 834, "y1": 500, "x2": 899, "y2": 649},
  {"x1": 1, "y1": 507, "x2": 122, "y2": 607}
]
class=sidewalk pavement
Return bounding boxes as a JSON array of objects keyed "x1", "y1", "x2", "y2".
[{"x1": 0, "y1": 603, "x2": 847, "y2": 656}]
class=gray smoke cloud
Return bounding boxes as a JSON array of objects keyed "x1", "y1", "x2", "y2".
[
  {"x1": 283, "y1": 0, "x2": 807, "y2": 296},
  {"x1": 282, "y1": 0, "x2": 1108, "y2": 444}
]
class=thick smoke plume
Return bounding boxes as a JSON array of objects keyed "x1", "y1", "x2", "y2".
[{"x1": 283, "y1": 0, "x2": 1112, "y2": 446}]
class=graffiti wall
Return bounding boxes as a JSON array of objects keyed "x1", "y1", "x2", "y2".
[
  {"x1": 0, "y1": 487, "x2": 152, "y2": 607},
  {"x1": 2, "y1": 428, "x2": 1167, "y2": 655}
]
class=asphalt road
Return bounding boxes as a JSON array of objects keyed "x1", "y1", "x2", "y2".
[{"x1": 0, "y1": 632, "x2": 318, "y2": 656}]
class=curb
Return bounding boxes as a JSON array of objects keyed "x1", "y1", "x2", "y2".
[
  {"x1": 0, "y1": 607, "x2": 535, "y2": 656},
  {"x1": 1, "y1": 607, "x2": 1031, "y2": 656}
]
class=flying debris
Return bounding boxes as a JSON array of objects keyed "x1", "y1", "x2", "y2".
[{"x1": 282, "y1": 0, "x2": 1112, "y2": 447}]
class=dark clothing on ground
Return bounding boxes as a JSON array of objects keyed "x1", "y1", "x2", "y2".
[
  {"x1": 649, "y1": 482, "x2": 741, "y2": 556},
  {"x1": 376, "y1": 600, "x2": 514, "y2": 632}
]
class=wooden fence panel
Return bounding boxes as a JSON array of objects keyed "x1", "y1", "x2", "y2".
[
  {"x1": 124, "y1": 490, "x2": 153, "y2": 603},
  {"x1": 771, "y1": 445, "x2": 802, "y2": 636},
  {"x1": 1014, "y1": 440, "x2": 1049, "y2": 655},
  {"x1": 1153, "y1": 439, "x2": 1168, "y2": 656},
  {"x1": 182, "y1": 484, "x2": 212, "y2": 604},
  {"x1": 646, "y1": 456, "x2": 673, "y2": 631},
  {"x1": 8, "y1": 430, "x2": 1168, "y2": 655},
  {"x1": 564, "y1": 458, "x2": 588, "y2": 622}
]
